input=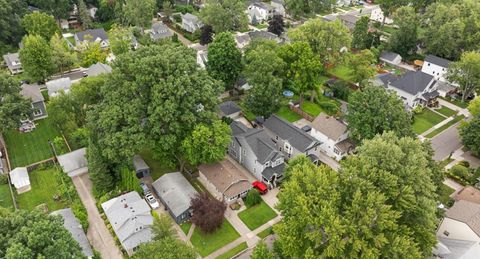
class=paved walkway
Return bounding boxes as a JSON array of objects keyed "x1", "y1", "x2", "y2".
[
  {"x1": 72, "y1": 174, "x2": 123, "y2": 259},
  {"x1": 438, "y1": 99, "x2": 470, "y2": 116},
  {"x1": 318, "y1": 151, "x2": 340, "y2": 171},
  {"x1": 421, "y1": 116, "x2": 453, "y2": 137}
]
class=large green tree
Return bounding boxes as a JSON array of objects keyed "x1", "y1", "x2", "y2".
[
  {"x1": 78, "y1": 0, "x2": 93, "y2": 29},
  {"x1": 284, "y1": 0, "x2": 336, "y2": 18},
  {"x1": 19, "y1": 34, "x2": 55, "y2": 82},
  {"x1": 21, "y1": 12, "x2": 60, "y2": 41},
  {"x1": 376, "y1": 0, "x2": 408, "y2": 25},
  {"x1": 0, "y1": 0, "x2": 28, "y2": 48},
  {"x1": 50, "y1": 33, "x2": 77, "y2": 73},
  {"x1": 108, "y1": 25, "x2": 134, "y2": 56},
  {"x1": 29, "y1": 0, "x2": 71, "y2": 20},
  {"x1": 352, "y1": 16, "x2": 379, "y2": 50},
  {"x1": 347, "y1": 49, "x2": 376, "y2": 87},
  {"x1": 460, "y1": 116, "x2": 480, "y2": 156},
  {"x1": 447, "y1": 51, "x2": 480, "y2": 102},
  {"x1": 388, "y1": 6, "x2": 418, "y2": 57},
  {"x1": 468, "y1": 97, "x2": 480, "y2": 117},
  {"x1": 251, "y1": 241, "x2": 274, "y2": 259},
  {"x1": 0, "y1": 74, "x2": 31, "y2": 132},
  {"x1": 199, "y1": 0, "x2": 248, "y2": 33},
  {"x1": 207, "y1": 32, "x2": 242, "y2": 89},
  {"x1": 346, "y1": 85, "x2": 413, "y2": 143},
  {"x1": 123, "y1": 0, "x2": 156, "y2": 30},
  {"x1": 78, "y1": 41, "x2": 107, "y2": 67}
]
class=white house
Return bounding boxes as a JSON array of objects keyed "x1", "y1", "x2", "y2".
[
  {"x1": 311, "y1": 113, "x2": 354, "y2": 161},
  {"x1": 181, "y1": 13, "x2": 202, "y2": 33},
  {"x1": 370, "y1": 6, "x2": 394, "y2": 24},
  {"x1": 10, "y1": 167, "x2": 30, "y2": 194},
  {"x1": 46, "y1": 77, "x2": 72, "y2": 97},
  {"x1": 421, "y1": 55, "x2": 452, "y2": 82},
  {"x1": 247, "y1": 2, "x2": 274, "y2": 24}
]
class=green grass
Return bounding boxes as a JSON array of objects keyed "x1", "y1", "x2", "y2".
[
  {"x1": 4, "y1": 116, "x2": 64, "y2": 168},
  {"x1": 301, "y1": 101, "x2": 323, "y2": 117},
  {"x1": 439, "y1": 158, "x2": 454, "y2": 168},
  {"x1": 138, "y1": 149, "x2": 177, "y2": 181},
  {"x1": 276, "y1": 106, "x2": 302, "y2": 122},
  {"x1": 425, "y1": 115, "x2": 466, "y2": 138},
  {"x1": 16, "y1": 167, "x2": 69, "y2": 211},
  {"x1": 328, "y1": 65, "x2": 353, "y2": 82},
  {"x1": 435, "y1": 106, "x2": 457, "y2": 117},
  {"x1": 412, "y1": 109, "x2": 446, "y2": 135},
  {"x1": 216, "y1": 242, "x2": 248, "y2": 259},
  {"x1": 440, "y1": 97, "x2": 470, "y2": 109},
  {"x1": 65, "y1": 36, "x2": 75, "y2": 46},
  {"x1": 0, "y1": 184, "x2": 14, "y2": 209},
  {"x1": 190, "y1": 220, "x2": 241, "y2": 257},
  {"x1": 257, "y1": 226, "x2": 274, "y2": 239},
  {"x1": 438, "y1": 184, "x2": 455, "y2": 206},
  {"x1": 180, "y1": 221, "x2": 192, "y2": 235},
  {"x1": 381, "y1": 26, "x2": 398, "y2": 35},
  {"x1": 254, "y1": 23, "x2": 268, "y2": 29},
  {"x1": 238, "y1": 201, "x2": 277, "y2": 230}
]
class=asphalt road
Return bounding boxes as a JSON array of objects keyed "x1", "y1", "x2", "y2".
[
  {"x1": 60, "y1": 69, "x2": 87, "y2": 81},
  {"x1": 430, "y1": 124, "x2": 463, "y2": 161}
]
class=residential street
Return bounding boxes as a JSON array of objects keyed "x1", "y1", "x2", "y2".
[{"x1": 430, "y1": 123, "x2": 463, "y2": 161}]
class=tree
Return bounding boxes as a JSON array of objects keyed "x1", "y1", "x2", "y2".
[
  {"x1": 347, "y1": 49, "x2": 376, "y2": 87},
  {"x1": 288, "y1": 18, "x2": 351, "y2": 63},
  {"x1": 274, "y1": 156, "x2": 421, "y2": 258},
  {"x1": 19, "y1": 35, "x2": 55, "y2": 82},
  {"x1": 87, "y1": 137, "x2": 115, "y2": 194},
  {"x1": 0, "y1": 74, "x2": 31, "y2": 132},
  {"x1": 244, "y1": 189, "x2": 261, "y2": 207},
  {"x1": 29, "y1": 0, "x2": 71, "y2": 20},
  {"x1": 376, "y1": 0, "x2": 408, "y2": 25},
  {"x1": 207, "y1": 32, "x2": 242, "y2": 89},
  {"x1": 50, "y1": 34, "x2": 77, "y2": 73},
  {"x1": 21, "y1": 12, "x2": 60, "y2": 41},
  {"x1": 78, "y1": 41, "x2": 107, "y2": 67},
  {"x1": 388, "y1": 6, "x2": 418, "y2": 57},
  {"x1": 284, "y1": 0, "x2": 335, "y2": 18},
  {"x1": 190, "y1": 192, "x2": 226, "y2": 233},
  {"x1": 78, "y1": 0, "x2": 93, "y2": 29},
  {"x1": 460, "y1": 116, "x2": 480, "y2": 156},
  {"x1": 252, "y1": 241, "x2": 274, "y2": 259},
  {"x1": 352, "y1": 16, "x2": 371, "y2": 50},
  {"x1": 346, "y1": 85, "x2": 413, "y2": 143},
  {"x1": 0, "y1": 208, "x2": 84, "y2": 258},
  {"x1": 109, "y1": 25, "x2": 133, "y2": 56},
  {"x1": 468, "y1": 97, "x2": 480, "y2": 117},
  {"x1": 447, "y1": 51, "x2": 480, "y2": 102},
  {"x1": 123, "y1": 0, "x2": 156, "y2": 30},
  {"x1": 133, "y1": 238, "x2": 197, "y2": 259},
  {"x1": 199, "y1": 0, "x2": 248, "y2": 33},
  {"x1": 162, "y1": 1, "x2": 173, "y2": 20},
  {"x1": 199, "y1": 25, "x2": 213, "y2": 46},
  {"x1": 152, "y1": 213, "x2": 176, "y2": 241},
  {"x1": 0, "y1": 0, "x2": 28, "y2": 47},
  {"x1": 268, "y1": 15, "x2": 285, "y2": 36}
]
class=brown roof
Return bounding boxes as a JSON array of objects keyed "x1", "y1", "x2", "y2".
[
  {"x1": 445, "y1": 200, "x2": 480, "y2": 236},
  {"x1": 455, "y1": 186, "x2": 480, "y2": 204},
  {"x1": 335, "y1": 138, "x2": 355, "y2": 153},
  {"x1": 198, "y1": 159, "x2": 251, "y2": 198},
  {"x1": 312, "y1": 113, "x2": 348, "y2": 140}
]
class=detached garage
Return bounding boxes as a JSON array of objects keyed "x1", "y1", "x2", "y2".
[{"x1": 10, "y1": 167, "x2": 30, "y2": 194}]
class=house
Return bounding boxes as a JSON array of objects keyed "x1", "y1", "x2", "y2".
[
  {"x1": 133, "y1": 155, "x2": 150, "y2": 178},
  {"x1": 74, "y1": 29, "x2": 109, "y2": 48},
  {"x1": 197, "y1": 49, "x2": 208, "y2": 69},
  {"x1": 235, "y1": 32, "x2": 251, "y2": 50},
  {"x1": 101, "y1": 191, "x2": 153, "y2": 256},
  {"x1": 152, "y1": 172, "x2": 198, "y2": 224},
  {"x1": 51, "y1": 208, "x2": 94, "y2": 258},
  {"x1": 422, "y1": 55, "x2": 452, "y2": 82},
  {"x1": 181, "y1": 13, "x2": 202, "y2": 33},
  {"x1": 375, "y1": 71, "x2": 439, "y2": 108},
  {"x1": 455, "y1": 186, "x2": 480, "y2": 205},
  {"x1": 271, "y1": 0, "x2": 285, "y2": 17},
  {"x1": 380, "y1": 51, "x2": 402, "y2": 66},
  {"x1": 3, "y1": 53, "x2": 22, "y2": 74},
  {"x1": 247, "y1": 2, "x2": 274, "y2": 24},
  {"x1": 46, "y1": 77, "x2": 72, "y2": 97},
  {"x1": 435, "y1": 200, "x2": 480, "y2": 258},
  {"x1": 228, "y1": 121, "x2": 285, "y2": 188},
  {"x1": 198, "y1": 159, "x2": 252, "y2": 204},
  {"x1": 248, "y1": 31, "x2": 280, "y2": 43},
  {"x1": 150, "y1": 22, "x2": 173, "y2": 41},
  {"x1": 263, "y1": 115, "x2": 322, "y2": 161},
  {"x1": 10, "y1": 167, "x2": 30, "y2": 194},
  {"x1": 370, "y1": 6, "x2": 394, "y2": 24},
  {"x1": 338, "y1": 14, "x2": 359, "y2": 30},
  {"x1": 235, "y1": 77, "x2": 252, "y2": 91},
  {"x1": 57, "y1": 148, "x2": 88, "y2": 177},
  {"x1": 85, "y1": 62, "x2": 112, "y2": 77},
  {"x1": 20, "y1": 84, "x2": 48, "y2": 120},
  {"x1": 219, "y1": 101, "x2": 242, "y2": 119},
  {"x1": 311, "y1": 113, "x2": 354, "y2": 161}
]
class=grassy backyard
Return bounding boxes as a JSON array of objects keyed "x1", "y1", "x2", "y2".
[
  {"x1": 412, "y1": 109, "x2": 446, "y2": 135},
  {"x1": 4, "y1": 116, "x2": 65, "y2": 168},
  {"x1": 0, "y1": 183, "x2": 14, "y2": 209},
  {"x1": 238, "y1": 201, "x2": 277, "y2": 230},
  {"x1": 276, "y1": 106, "x2": 302, "y2": 122},
  {"x1": 435, "y1": 106, "x2": 457, "y2": 117},
  {"x1": 190, "y1": 220, "x2": 240, "y2": 257},
  {"x1": 216, "y1": 242, "x2": 248, "y2": 259},
  {"x1": 301, "y1": 101, "x2": 324, "y2": 117},
  {"x1": 138, "y1": 149, "x2": 177, "y2": 181},
  {"x1": 328, "y1": 65, "x2": 353, "y2": 82}
]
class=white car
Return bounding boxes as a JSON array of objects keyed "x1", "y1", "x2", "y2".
[{"x1": 145, "y1": 193, "x2": 160, "y2": 209}]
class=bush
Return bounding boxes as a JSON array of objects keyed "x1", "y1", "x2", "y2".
[
  {"x1": 318, "y1": 101, "x2": 339, "y2": 115},
  {"x1": 412, "y1": 105, "x2": 424, "y2": 114},
  {"x1": 458, "y1": 160, "x2": 470, "y2": 168},
  {"x1": 173, "y1": 14, "x2": 181, "y2": 23},
  {"x1": 0, "y1": 174, "x2": 8, "y2": 184},
  {"x1": 118, "y1": 166, "x2": 142, "y2": 193},
  {"x1": 191, "y1": 192, "x2": 226, "y2": 233},
  {"x1": 446, "y1": 165, "x2": 478, "y2": 185},
  {"x1": 175, "y1": 4, "x2": 194, "y2": 14},
  {"x1": 72, "y1": 201, "x2": 89, "y2": 231},
  {"x1": 70, "y1": 127, "x2": 89, "y2": 148},
  {"x1": 244, "y1": 189, "x2": 262, "y2": 208},
  {"x1": 330, "y1": 81, "x2": 351, "y2": 101}
]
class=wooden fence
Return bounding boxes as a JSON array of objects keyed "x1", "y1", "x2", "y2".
[{"x1": 288, "y1": 104, "x2": 314, "y2": 122}]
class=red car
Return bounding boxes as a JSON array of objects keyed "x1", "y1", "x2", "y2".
[{"x1": 252, "y1": 181, "x2": 268, "y2": 195}]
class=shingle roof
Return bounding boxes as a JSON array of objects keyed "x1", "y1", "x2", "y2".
[
  {"x1": 46, "y1": 77, "x2": 72, "y2": 96},
  {"x1": 198, "y1": 160, "x2": 251, "y2": 198},
  {"x1": 251, "y1": 2, "x2": 274, "y2": 11},
  {"x1": 445, "y1": 200, "x2": 480, "y2": 237},
  {"x1": 181, "y1": 13, "x2": 199, "y2": 23},
  {"x1": 86, "y1": 62, "x2": 112, "y2": 77},
  {"x1": 389, "y1": 71, "x2": 436, "y2": 95},
  {"x1": 380, "y1": 51, "x2": 401, "y2": 62},
  {"x1": 455, "y1": 186, "x2": 480, "y2": 205},
  {"x1": 10, "y1": 167, "x2": 30, "y2": 189},
  {"x1": 235, "y1": 33, "x2": 251, "y2": 45},
  {"x1": 425, "y1": 55, "x2": 451, "y2": 68},
  {"x1": 262, "y1": 163, "x2": 284, "y2": 180},
  {"x1": 150, "y1": 22, "x2": 173, "y2": 40},
  {"x1": 76, "y1": 29, "x2": 109, "y2": 42},
  {"x1": 264, "y1": 115, "x2": 321, "y2": 153},
  {"x1": 219, "y1": 101, "x2": 241, "y2": 116},
  {"x1": 248, "y1": 31, "x2": 279, "y2": 41},
  {"x1": 152, "y1": 172, "x2": 198, "y2": 218},
  {"x1": 20, "y1": 84, "x2": 44, "y2": 103},
  {"x1": 312, "y1": 113, "x2": 347, "y2": 140},
  {"x1": 57, "y1": 148, "x2": 88, "y2": 177},
  {"x1": 3, "y1": 53, "x2": 21, "y2": 69},
  {"x1": 50, "y1": 208, "x2": 94, "y2": 257},
  {"x1": 133, "y1": 155, "x2": 149, "y2": 171},
  {"x1": 434, "y1": 236, "x2": 477, "y2": 259}
]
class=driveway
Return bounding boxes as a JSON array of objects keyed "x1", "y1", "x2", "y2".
[
  {"x1": 72, "y1": 174, "x2": 123, "y2": 259},
  {"x1": 430, "y1": 123, "x2": 463, "y2": 161}
]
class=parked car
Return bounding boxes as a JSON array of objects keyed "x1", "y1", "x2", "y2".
[
  {"x1": 145, "y1": 193, "x2": 160, "y2": 209},
  {"x1": 252, "y1": 181, "x2": 268, "y2": 195},
  {"x1": 140, "y1": 182, "x2": 150, "y2": 194}
]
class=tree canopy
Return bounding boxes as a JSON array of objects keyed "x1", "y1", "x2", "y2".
[
  {"x1": 199, "y1": 0, "x2": 248, "y2": 33},
  {"x1": 50, "y1": 33, "x2": 77, "y2": 73},
  {"x1": 21, "y1": 11, "x2": 60, "y2": 41},
  {"x1": 447, "y1": 51, "x2": 480, "y2": 102},
  {"x1": 123, "y1": 0, "x2": 156, "y2": 29},
  {"x1": 460, "y1": 115, "x2": 480, "y2": 157},
  {"x1": 0, "y1": 73, "x2": 31, "y2": 132},
  {"x1": 388, "y1": 6, "x2": 418, "y2": 57},
  {"x1": 207, "y1": 32, "x2": 242, "y2": 89},
  {"x1": 0, "y1": 0, "x2": 28, "y2": 48},
  {"x1": 19, "y1": 34, "x2": 55, "y2": 82},
  {"x1": 347, "y1": 49, "x2": 376, "y2": 87}
]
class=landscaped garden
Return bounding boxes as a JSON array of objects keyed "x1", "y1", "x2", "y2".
[
  {"x1": 216, "y1": 242, "x2": 247, "y2": 259},
  {"x1": 328, "y1": 65, "x2": 353, "y2": 82},
  {"x1": 238, "y1": 200, "x2": 277, "y2": 230},
  {"x1": 190, "y1": 219, "x2": 240, "y2": 257},
  {"x1": 412, "y1": 109, "x2": 446, "y2": 135}
]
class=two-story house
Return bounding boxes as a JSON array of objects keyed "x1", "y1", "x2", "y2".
[
  {"x1": 247, "y1": 2, "x2": 274, "y2": 24},
  {"x1": 74, "y1": 28, "x2": 109, "y2": 48},
  {"x1": 3, "y1": 53, "x2": 22, "y2": 75},
  {"x1": 20, "y1": 84, "x2": 48, "y2": 120},
  {"x1": 421, "y1": 55, "x2": 452, "y2": 82},
  {"x1": 181, "y1": 13, "x2": 203, "y2": 33},
  {"x1": 311, "y1": 113, "x2": 354, "y2": 161},
  {"x1": 228, "y1": 121, "x2": 285, "y2": 188}
]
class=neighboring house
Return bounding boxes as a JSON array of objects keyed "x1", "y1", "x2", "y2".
[
  {"x1": 85, "y1": 62, "x2": 112, "y2": 77},
  {"x1": 57, "y1": 148, "x2": 88, "y2": 177},
  {"x1": 51, "y1": 208, "x2": 94, "y2": 258},
  {"x1": 311, "y1": 113, "x2": 354, "y2": 161},
  {"x1": 435, "y1": 200, "x2": 480, "y2": 259},
  {"x1": 101, "y1": 191, "x2": 153, "y2": 256},
  {"x1": 181, "y1": 13, "x2": 202, "y2": 33},
  {"x1": 10, "y1": 167, "x2": 30, "y2": 194},
  {"x1": 219, "y1": 101, "x2": 242, "y2": 119},
  {"x1": 20, "y1": 84, "x2": 47, "y2": 120},
  {"x1": 197, "y1": 49, "x2": 208, "y2": 69},
  {"x1": 228, "y1": 121, "x2": 285, "y2": 188},
  {"x1": 263, "y1": 115, "x2": 322, "y2": 161},
  {"x1": 370, "y1": 6, "x2": 393, "y2": 24},
  {"x1": 247, "y1": 2, "x2": 274, "y2": 24},
  {"x1": 74, "y1": 29, "x2": 109, "y2": 48},
  {"x1": 338, "y1": 14, "x2": 359, "y2": 30},
  {"x1": 375, "y1": 71, "x2": 439, "y2": 108},
  {"x1": 248, "y1": 31, "x2": 281, "y2": 43},
  {"x1": 198, "y1": 159, "x2": 252, "y2": 204},
  {"x1": 380, "y1": 51, "x2": 402, "y2": 66},
  {"x1": 235, "y1": 32, "x2": 251, "y2": 50},
  {"x1": 46, "y1": 77, "x2": 72, "y2": 97},
  {"x1": 235, "y1": 77, "x2": 252, "y2": 91},
  {"x1": 271, "y1": 0, "x2": 286, "y2": 17},
  {"x1": 3, "y1": 53, "x2": 22, "y2": 75},
  {"x1": 133, "y1": 155, "x2": 150, "y2": 179},
  {"x1": 422, "y1": 54, "x2": 452, "y2": 82},
  {"x1": 150, "y1": 22, "x2": 173, "y2": 41},
  {"x1": 152, "y1": 172, "x2": 198, "y2": 224},
  {"x1": 455, "y1": 186, "x2": 480, "y2": 205}
]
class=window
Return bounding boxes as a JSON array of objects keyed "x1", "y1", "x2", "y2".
[
  {"x1": 33, "y1": 109, "x2": 42, "y2": 116},
  {"x1": 334, "y1": 148, "x2": 340, "y2": 155},
  {"x1": 265, "y1": 161, "x2": 270, "y2": 167},
  {"x1": 243, "y1": 149, "x2": 246, "y2": 156},
  {"x1": 443, "y1": 231, "x2": 449, "y2": 236}
]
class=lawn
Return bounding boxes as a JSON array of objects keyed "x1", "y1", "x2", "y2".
[
  {"x1": 138, "y1": 149, "x2": 177, "y2": 181},
  {"x1": 412, "y1": 109, "x2": 446, "y2": 135},
  {"x1": 328, "y1": 65, "x2": 353, "y2": 82},
  {"x1": 439, "y1": 158, "x2": 454, "y2": 168},
  {"x1": 301, "y1": 101, "x2": 323, "y2": 117},
  {"x1": 238, "y1": 201, "x2": 277, "y2": 230},
  {"x1": 438, "y1": 184, "x2": 455, "y2": 206},
  {"x1": 276, "y1": 106, "x2": 302, "y2": 122},
  {"x1": 425, "y1": 115, "x2": 466, "y2": 138},
  {"x1": 16, "y1": 167, "x2": 69, "y2": 211},
  {"x1": 4, "y1": 116, "x2": 64, "y2": 168},
  {"x1": 216, "y1": 242, "x2": 248, "y2": 259},
  {"x1": 435, "y1": 106, "x2": 457, "y2": 117},
  {"x1": 254, "y1": 23, "x2": 268, "y2": 29},
  {"x1": 381, "y1": 26, "x2": 398, "y2": 35},
  {"x1": 180, "y1": 221, "x2": 192, "y2": 235},
  {"x1": 0, "y1": 183, "x2": 14, "y2": 209},
  {"x1": 257, "y1": 226, "x2": 274, "y2": 239},
  {"x1": 190, "y1": 220, "x2": 241, "y2": 257}
]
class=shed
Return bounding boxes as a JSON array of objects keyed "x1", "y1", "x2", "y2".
[
  {"x1": 218, "y1": 101, "x2": 242, "y2": 119},
  {"x1": 133, "y1": 155, "x2": 150, "y2": 178},
  {"x1": 380, "y1": 51, "x2": 402, "y2": 66},
  {"x1": 10, "y1": 167, "x2": 31, "y2": 194},
  {"x1": 57, "y1": 148, "x2": 88, "y2": 177}
]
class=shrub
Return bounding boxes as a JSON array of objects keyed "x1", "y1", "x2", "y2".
[
  {"x1": 330, "y1": 81, "x2": 351, "y2": 101},
  {"x1": 53, "y1": 136, "x2": 68, "y2": 155},
  {"x1": 72, "y1": 201, "x2": 89, "y2": 231},
  {"x1": 412, "y1": 105, "x2": 424, "y2": 114},
  {"x1": 175, "y1": 4, "x2": 194, "y2": 14},
  {"x1": 70, "y1": 127, "x2": 89, "y2": 148},
  {"x1": 458, "y1": 160, "x2": 470, "y2": 168},
  {"x1": 173, "y1": 14, "x2": 181, "y2": 23},
  {"x1": 318, "y1": 101, "x2": 339, "y2": 115},
  {"x1": 244, "y1": 189, "x2": 262, "y2": 208},
  {"x1": 450, "y1": 165, "x2": 470, "y2": 180},
  {"x1": 0, "y1": 174, "x2": 8, "y2": 184},
  {"x1": 190, "y1": 192, "x2": 226, "y2": 233}
]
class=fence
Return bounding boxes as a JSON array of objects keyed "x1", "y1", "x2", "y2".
[{"x1": 288, "y1": 103, "x2": 314, "y2": 122}]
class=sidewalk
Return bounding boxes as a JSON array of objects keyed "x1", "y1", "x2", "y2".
[
  {"x1": 438, "y1": 99, "x2": 471, "y2": 117},
  {"x1": 421, "y1": 116, "x2": 453, "y2": 137}
]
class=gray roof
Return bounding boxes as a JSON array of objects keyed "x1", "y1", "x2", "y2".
[
  {"x1": 248, "y1": 31, "x2": 279, "y2": 41},
  {"x1": 312, "y1": 113, "x2": 347, "y2": 140},
  {"x1": 251, "y1": 2, "x2": 274, "y2": 11},
  {"x1": 86, "y1": 62, "x2": 112, "y2": 77},
  {"x1": 425, "y1": 54, "x2": 451, "y2": 68},
  {"x1": 219, "y1": 101, "x2": 241, "y2": 116},
  {"x1": 338, "y1": 14, "x2": 359, "y2": 24},
  {"x1": 264, "y1": 115, "x2": 321, "y2": 153},
  {"x1": 46, "y1": 77, "x2": 72, "y2": 96},
  {"x1": 76, "y1": 29, "x2": 109, "y2": 42},
  {"x1": 445, "y1": 200, "x2": 480, "y2": 237},
  {"x1": 50, "y1": 208, "x2": 94, "y2": 258},
  {"x1": 150, "y1": 22, "x2": 173, "y2": 41},
  {"x1": 181, "y1": 13, "x2": 199, "y2": 23},
  {"x1": 262, "y1": 163, "x2": 284, "y2": 180},
  {"x1": 380, "y1": 51, "x2": 401, "y2": 62},
  {"x1": 434, "y1": 237, "x2": 478, "y2": 259},
  {"x1": 152, "y1": 172, "x2": 198, "y2": 218},
  {"x1": 235, "y1": 33, "x2": 251, "y2": 45},
  {"x1": 271, "y1": 0, "x2": 284, "y2": 4},
  {"x1": 20, "y1": 84, "x2": 44, "y2": 103},
  {"x1": 133, "y1": 155, "x2": 149, "y2": 171},
  {"x1": 422, "y1": 90, "x2": 439, "y2": 100},
  {"x1": 3, "y1": 53, "x2": 21, "y2": 69},
  {"x1": 101, "y1": 191, "x2": 153, "y2": 251},
  {"x1": 57, "y1": 148, "x2": 88, "y2": 177},
  {"x1": 388, "y1": 71, "x2": 436, "y2": 95}
]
